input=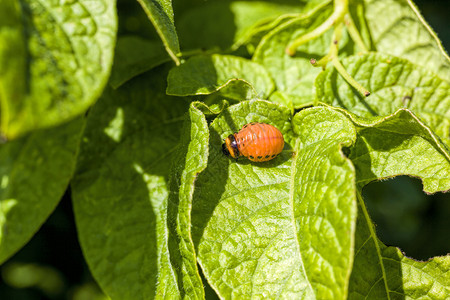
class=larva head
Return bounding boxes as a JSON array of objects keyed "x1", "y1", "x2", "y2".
[{"x1": 222, "y1": 134, "x2": 239, "y2": 159}]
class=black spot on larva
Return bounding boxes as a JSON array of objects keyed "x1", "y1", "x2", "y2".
[
  {"x1": 249, "y1": 155, "x2": 254, "y2": 159},
  {"x1": 257, "y1": 156, "x2": 262, "y2": 159},
  {"x1": 271, "y1": 154, "x2": 276, "y2": 158},
  {"x1": 265, "y1": 155, "x2": 270, "y2": 158},
  {"x1": 243, "y1": 124, "x2": 248, "y2": 128},
  {"x1": 250, "y1": 122, "x2": 256, "y2": 125}
]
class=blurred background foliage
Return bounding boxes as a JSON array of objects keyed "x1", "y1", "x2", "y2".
[{"x1": 0, "y1": 0, "x2": 449, "y2": 299}]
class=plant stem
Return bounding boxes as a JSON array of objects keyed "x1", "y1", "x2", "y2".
[
  {"x1": 332, "y1": 56, "x2": 370, "y2": 96},
  {"x1": 344, "y1": 14, "x2": 368, "y2": 53}
]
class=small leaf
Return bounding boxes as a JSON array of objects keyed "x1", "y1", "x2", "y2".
[
  {"x1": 363, "y1": 0, "x2": 450, "y2": 81},
  {"x1": 253, "y1": 6, "x2": 335, "y2": 107},
  {"x1": 137, "y1": 0, "x2": 181, "y2": 65},
  {"x1": 109, "y1": 36, "x2": 169, "y2": 89},
  {"x1": 0, "y1": 117, "x2": 84, "y2": 264},
  {"x1": 167, "y1": 54, "x2": 275, "y2": 99},
  {"x1": 315, "y1": 52, "x2": 450, "y2": 147},
  {"x1": 0, "y1": 0, "x2": 117, "y2": 139},
  {"x1": 192, "y1": 101, "x2": 357, "y2": 299},
  {"x1": 71, "y1": 66, "x2": 191, "y2": 299}
]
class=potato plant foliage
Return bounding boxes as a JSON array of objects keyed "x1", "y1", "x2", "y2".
[{"x1": 0, "y1": 0, "x2": 449, "y2": 299}]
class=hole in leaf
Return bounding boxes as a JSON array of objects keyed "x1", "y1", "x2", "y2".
[{"x1": 362, "y1": 176, "x2": 450, "y2": 260}]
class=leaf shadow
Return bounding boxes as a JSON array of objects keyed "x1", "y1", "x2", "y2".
[
  {"x1": 165, "y1": 116, "x2": 190, "y2": 299},
  {"x1": 191, "y1": 127, "x2": 229, "y2": 251},
  {"x1": 73, "y1": 65, "x2": 189, "y2": 298},
  {"x1": 176, "y1": 2, "x2": 237, "y2": 51}
]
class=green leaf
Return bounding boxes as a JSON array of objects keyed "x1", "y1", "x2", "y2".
[
  {"x1": 0, "y1": 0, "x2": 117, "y2": 139},
  {"x1": 137, "y1": 0, "x2": 181, "y2": 65},
  {"x1": 109, "y1": 36, "x2": 170, "y2": 89},
  {"x1": 192, "y1": 101, "x2": 357, "y2": 299},
  {"x1": 167, "y1": 54, "x2": 275, "y2": 99},
  {"x1": 350, "y1": 197, "x2": 450, "y2": 299},
  {"x1": 340, "y1": 106, "x2": 450, "y2": 298},
  {"x1": 362, "y1": 0, "x2": 450, "y2": 81},
  {"x1": 176, "y1": 1, "x2": 304, "y2": 51},
  {"x1": 165, "y1": 102, "x2": 210, "y2": 299},
  {"x1": 71, "y1": 66, "x2": 191, "y2": 299},
  {"x1": 315, "y1": 52, "x2": 450, "y2": 147},
  {"x1": 0, "y1": 117, "x2": 84, "y2": 264},
  {"x1": 343, "y1": 108, "x2": 450, "y2": 193},
  {"x1": 253, "y1": 6, "x2": 335, "y2": 107}
]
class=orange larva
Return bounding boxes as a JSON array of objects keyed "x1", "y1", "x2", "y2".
[{"x1": 222, "y1": 122, "x2": 285, "y2": 162}]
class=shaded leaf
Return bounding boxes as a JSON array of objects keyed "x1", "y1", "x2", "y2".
[
  {"x1": 137, "y1": 0, "x2": 181, "y2": 65},
  {"x1": 0, "y1": 118, "x2": 84, "y2": 264},
  {"x1": 177, "y1": 1, "x2": 303, "y2": 51},
  {"x1": 192, "y1": 101, "x2": 357, "y2": 299},
  {"x1": 0, "y1": 0, "x2": 117, "y2": 139},
  {"x1": 71, "y1": 66, "x2": 192, "y2": 299},
  {"x1": 109, "y1": 36, "x2": 169, "y2": 89},
  {"x1": 167, "y1": 54, "x2": 275, "y2": 99}
]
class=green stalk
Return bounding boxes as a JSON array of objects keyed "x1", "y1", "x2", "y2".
[
  {"x1": 344, "y1": 14, "x2": 368, "y2": 53},
  {"x1": 332, "y1": 56, "x2": 370, "y2": 96}
]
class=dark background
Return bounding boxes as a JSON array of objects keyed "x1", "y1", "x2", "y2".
[{"x1": 0, "y1": 0, "x2": 449, "y2": 299}]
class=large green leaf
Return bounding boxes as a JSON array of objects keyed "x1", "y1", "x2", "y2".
[
  {"x1": 167, "y1": 54, "x2": 275, "y2": 100},
  {"x1": 0, "y1": 0, "x2": 117, "y2": 139},
  {"x1": 192, "y1": 101, "x2": 357, "y2": 299},
  {"x1": 315, "y1": 52, "x2": 450, "y2": 147},
  {"x1": 362, "y1": 0, "x2": 450, "y2": 81},
  {"x1": 350, "y1": 198, "x2": 450, "y2": 299},
  {"x1": 71, "y1": 66, "x2": 198, "y2": 299},
  {"x1": 0, "y1": 117, "x2": 84, "y2": 264},
  {"x1": 137, "y1": 0, "x2": 181, "y2": 65},
  {"x1": 340, "y1": 107, "x2": 450, "y2": 298}
]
